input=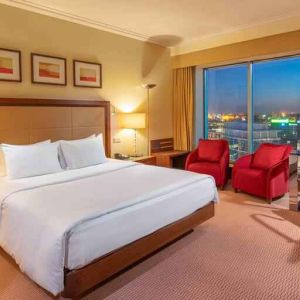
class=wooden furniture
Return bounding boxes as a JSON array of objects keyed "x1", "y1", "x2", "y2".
[
  {"x1": 155, "y1": 151, "x2": 189, "y2": 168},
  {"x1": 130, "y1": 155, "x2": 156, "y2": 165},
  {"x1": 62, "y1": 202, "x2": 214, "y2": 299},
  {"x1": 0, "y1": 100, "x2": 215, "y2": 299},
  {"x1": 0, "y1": 98, "x2": 111, "y2": 156},
  {"x1": 151, "y1": 138, "x2": 189, "y2": 169},
  {"x1": 289, "y1": 150, "x2": 300, "y2": 211},
  {"x1": 151, "y1": 138, "x2": 174, "y2": 153}
]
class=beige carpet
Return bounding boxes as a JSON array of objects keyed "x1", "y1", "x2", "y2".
[{"x1": 0, "y1": 178, "x2": 300, "y2": 300}]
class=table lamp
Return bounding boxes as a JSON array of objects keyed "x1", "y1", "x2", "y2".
[{"x1": 120, "y1": 113, "x2": 146, "y2": 157}]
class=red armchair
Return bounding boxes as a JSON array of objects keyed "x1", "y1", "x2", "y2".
[
  {"x1": 185, "y1": 139, "x2": 229, "y2": 189},
  {"x1": 232, "y1": 143, "x2": 292, "y2": 203}
]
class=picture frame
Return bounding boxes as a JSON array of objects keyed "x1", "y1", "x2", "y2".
[
  {"x1": 73, "y1": 60, "x2": 102, "y2": 88},
  {"x1": 0, "y1": 48, "x2": 22, "y2": 82},
  {"x1": 31, "y1": 53, "x2": 66, "y2": 86}
]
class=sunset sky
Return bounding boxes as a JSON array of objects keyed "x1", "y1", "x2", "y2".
[{"x1": 206, "y1": 56, "x2": 300, "y2": 114}]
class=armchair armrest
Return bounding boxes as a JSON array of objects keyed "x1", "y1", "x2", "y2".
[
  {"x1": 232, "y1": 154, "x2": 253, "y2": 187},
  {"x1": 266, "y1": 157, "x2": 289, "y2": 199},
  {"x1": 219, "y1": 148, "x2": 230, "y2": 184},
  {"x1": 266, "y1": 157, "x2": 289, "y2": 181},
  {"x1": 185, "y1": 149, "x2": 198, "y2": 169}
]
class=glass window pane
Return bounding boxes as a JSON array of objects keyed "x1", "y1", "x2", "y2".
[
  {"x1": 253, "y1": 56, "x2": 300, "y2": 150},
  {"x1": 205, "y1": 64, "x2": 248, "y2": 161}
]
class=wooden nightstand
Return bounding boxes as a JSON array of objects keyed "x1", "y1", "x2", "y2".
[{"x1": 130, "y1": 155, "x2": 156, "y2": 166}]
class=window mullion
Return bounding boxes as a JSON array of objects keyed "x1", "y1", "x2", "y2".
[{"x1": 247, "y1": 62, "x2": 253, "y2": 153}]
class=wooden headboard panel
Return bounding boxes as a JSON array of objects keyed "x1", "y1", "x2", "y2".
[{"x1": 0, "y1": 98, "x2": 111, "y2": 156}]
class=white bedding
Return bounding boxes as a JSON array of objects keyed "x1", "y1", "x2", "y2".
[{"x1": 0, "y1": 159, "x2": 218, "y2": 296}]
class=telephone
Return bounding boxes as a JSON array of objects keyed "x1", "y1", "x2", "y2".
[{"x1": 114, "y1": 153, "x2": 130, "y2": 160}]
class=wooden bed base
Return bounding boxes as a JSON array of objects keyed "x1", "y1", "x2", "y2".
[{"x1": 62, "y1": 202, "x2": 215, "y2": 299}]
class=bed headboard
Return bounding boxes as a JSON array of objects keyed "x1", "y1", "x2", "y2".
[{"x1": 0, "y1": 98, "x2": 111, "y2": 174}]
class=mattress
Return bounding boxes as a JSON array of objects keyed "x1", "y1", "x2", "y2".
[
  {"x1": 0, "y1": 159, "x2": 218, "y2": 295},
  {"x1": 66, "y1": 175, "x2": 215, "y2": 269}
]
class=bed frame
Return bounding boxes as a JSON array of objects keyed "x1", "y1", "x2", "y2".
[
  {"x1": 0, "y1": 98, "x2": 215, "y2": 299},
  {"x1": 63, "y1": 202, "x2": 214, "y2": 299},
  {"x1": 0, "y1": 98, "x2": 111, "y2": 156}
]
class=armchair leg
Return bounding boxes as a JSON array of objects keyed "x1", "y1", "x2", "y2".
[
  {"x1": 220, "y1": 185, "x2": 225, "y2": 191},
  {"x1": 234, "y1": 188, "x2": 238, "y2": 193},
  {"x1": 267, "y1": 198, "x2": 272, "y2": 204}
]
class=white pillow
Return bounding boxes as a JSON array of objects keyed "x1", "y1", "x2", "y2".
[
  {"x1": 53, "y1": 135, "x2": 96, "y2": 169},
  {"x1": 2, "y1": 140, "x2": 51, "y2": 147},
  {"x1": 0, "y1": 140, "x2": 51, "y2": 177},
  {"x1": 60, "y1": 134, "x2": 107, "y2": 169},
  {"x1": 2, "y1": 143, "x2": 62, "y2": 179}
]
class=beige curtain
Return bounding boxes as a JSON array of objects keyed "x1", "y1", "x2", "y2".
[{"x1": 173, "y1": 67, "x2": 194, "y2": 151}]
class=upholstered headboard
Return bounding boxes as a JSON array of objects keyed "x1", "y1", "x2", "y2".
[{"x1": 0, "y1": 98, "x2": 111, "y2": 175}]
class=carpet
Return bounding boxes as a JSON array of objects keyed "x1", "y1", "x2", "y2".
[{"x1": 0, "y1": 178, "x2": 299, "y2": 300}]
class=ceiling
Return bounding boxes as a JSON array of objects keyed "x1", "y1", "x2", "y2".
[{"x1": 2, "y1": 0, "x2": 300, "y2": 55}]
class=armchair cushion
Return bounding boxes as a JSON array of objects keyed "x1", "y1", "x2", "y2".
[
  {"x1": 187, "y1": 161, "x2": 221, "y2": 185},
  {"x1": 251, "y1": 143, "x2": 287, "y2": 170},
  {"x1": 234, "y1": 168, "x2": 267, "y2": 197},
  {"x1": 197, "y1": 139, "x2": 224, "y2": 162}
]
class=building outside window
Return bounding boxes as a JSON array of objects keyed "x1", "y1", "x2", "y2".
[
  {"x1": 204, "y1": 56, "x2": 300, "y2": 161},
  {"x1": 205, "y1": 64, "x2": 248, "y2": 161}
]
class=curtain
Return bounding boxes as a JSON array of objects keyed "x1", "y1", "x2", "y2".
[{"x1": 173, "y1": 66, "x2": 194, "y2": 151}]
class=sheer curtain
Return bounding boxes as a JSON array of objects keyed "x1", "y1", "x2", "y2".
[{"x1": 173, "y1": 67, "x2": 194, "y2": 150}]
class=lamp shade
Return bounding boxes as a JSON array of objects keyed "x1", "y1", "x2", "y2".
[{"x1": 120, "y1": 113, "x2": 146, "y2": 129}]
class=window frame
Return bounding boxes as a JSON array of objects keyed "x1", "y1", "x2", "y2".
[{"x1": 203, "y1": 54, "x2": 300, "y2": 158}]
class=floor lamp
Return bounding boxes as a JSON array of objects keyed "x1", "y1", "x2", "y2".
[{"x1": 142, "y1": 83, "x2": 157, "y2": 155}]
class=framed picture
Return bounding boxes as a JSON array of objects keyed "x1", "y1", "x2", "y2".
[
  {"x1": 0, "y1": 48, "x2": 21, "y2": 82},
  {"x1": 73, "y1": 60, "x2": 102, "y2": 88},
  {"x1": 31, "y1": 53, "x2": 66, "y2": 85}
]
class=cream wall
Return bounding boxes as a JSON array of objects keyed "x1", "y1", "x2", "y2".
[
  {"x1": 0, "y1": 4, "x2": 172, "y2": 156},
  {"x1": 172, "y1": 30, "x2": 300, "y2": 69}
]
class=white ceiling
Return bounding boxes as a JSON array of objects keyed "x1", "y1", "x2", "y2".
[{"x1": 2, "y1": 0, "x2": 300, "y2": 55}]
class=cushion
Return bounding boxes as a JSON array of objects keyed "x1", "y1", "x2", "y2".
[
  {"x1": 2, "y1": 142, "x2": 62, "y2": 179},
  {"x1": 60, "y1": 134, "x2": 107, "y2": 169},
  {"x1": 0, "y1": 140, "x2": 51, "y2": 177},
  {"x1": 54, "y1": 135, "x2": 95, "y2": 169},
  {"x1": 197, "y1": 140, "x2": 224, "y2": 162},
  {"x1": 251, "y1": 144, "x2": 287, "y2": 170},
  {"x1": 234, "y1": 168, "x2": 267, "y2": 197},
  {"x1": 187, "y1": 161, "x2": 221, "y2": 185},
  {"x1": 1, "y1": 140, "x2": 51, "y2": 147}
]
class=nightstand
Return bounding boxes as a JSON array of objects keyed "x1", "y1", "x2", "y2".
[{"x1": 130, "y1": 155, "x2": 156, "y2": 166}]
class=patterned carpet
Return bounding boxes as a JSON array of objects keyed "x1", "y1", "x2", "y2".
[{"x1": 0, "y1": 178, "x2": 299, "y2": 300}]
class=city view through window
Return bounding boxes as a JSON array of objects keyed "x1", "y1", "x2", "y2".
[{"x1": 205, "y1": 56, "x2": 300, "y2": 161}]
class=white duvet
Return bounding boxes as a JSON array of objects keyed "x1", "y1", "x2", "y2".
[{"x1": 0, "y1": 159, "x2": 218, "y2": 295}]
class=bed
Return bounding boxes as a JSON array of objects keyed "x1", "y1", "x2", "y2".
[{"x1": 0, "y1": 98, "x2": 218, "y2": 299}]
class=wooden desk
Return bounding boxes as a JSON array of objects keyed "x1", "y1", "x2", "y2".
[
  {"x1": 153, "y1": 151, "x2": 189, "y2": 169},
  {"x1": 130, "y1": 155, "x2": 156, "y2": 166}
]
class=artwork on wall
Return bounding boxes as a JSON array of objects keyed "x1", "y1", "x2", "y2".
[
  {"x1": 0, "y1": 48, "x2": 21, "y2": 82},
  {"x1": 73, "y1": 60, "x2": 102, "y2": 88},
  {"x1": 31, "y1": 53, "x2": 66, "y2": 85}
]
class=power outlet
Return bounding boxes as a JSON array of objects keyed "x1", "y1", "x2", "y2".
[{"x1": 113, "y1": 138, "x2": 121, "y2": 143}]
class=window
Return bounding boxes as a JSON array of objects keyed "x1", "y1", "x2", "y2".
[
  {"x1": 253, "y1": 57, "x2": 300, "y2": 151},
  {"x1": 205, "y1": 64, "x2": 248, "y2": 161},
  {"x1": 204, "y1": 55, "x2": 300, "y2": 161}
]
